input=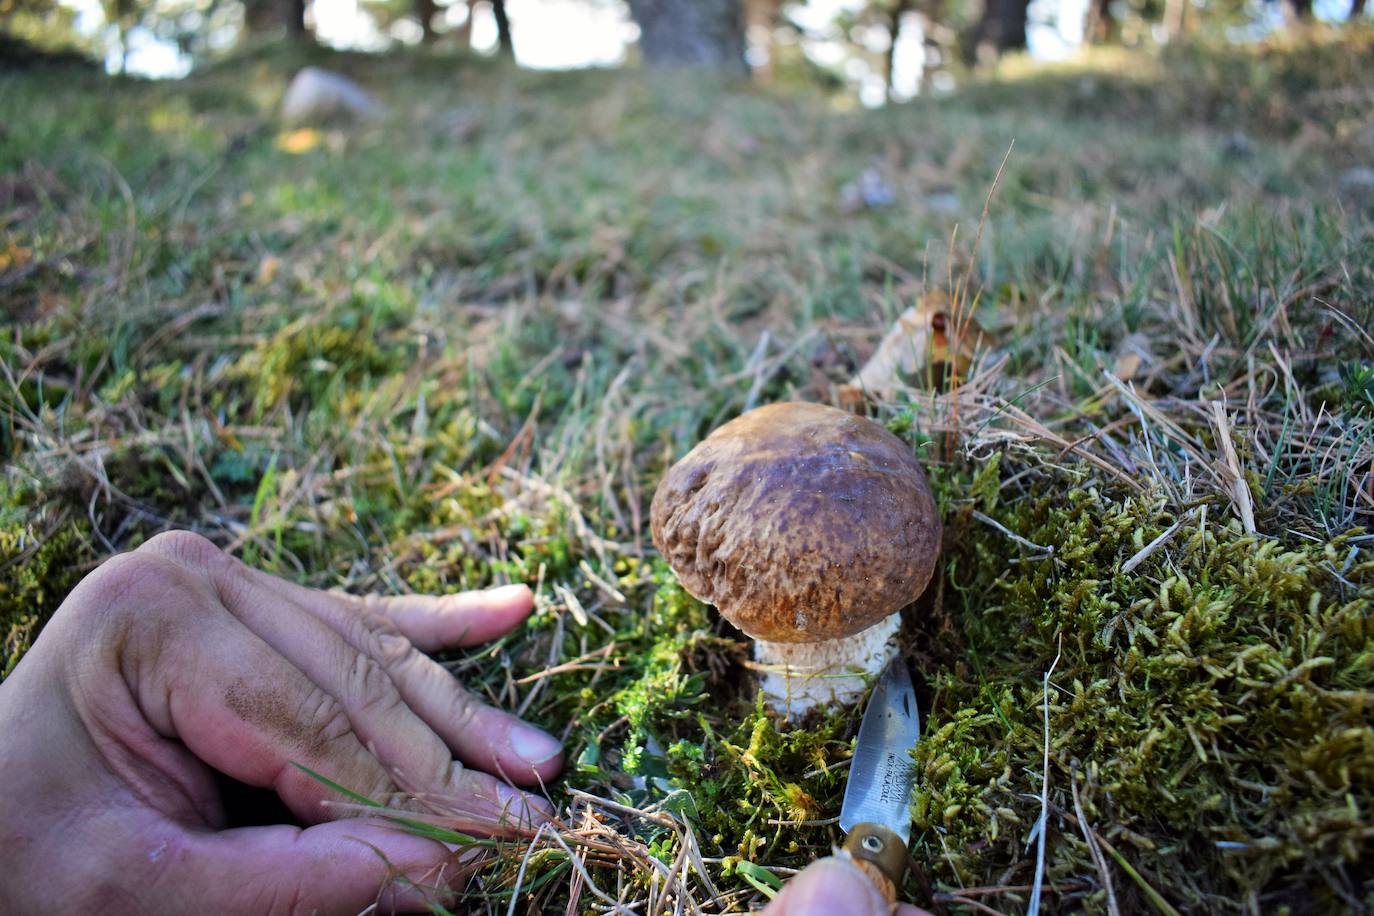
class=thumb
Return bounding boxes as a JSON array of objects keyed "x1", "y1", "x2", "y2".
[
  {"x1": 765, "y1": 857, "x2": 888, "y2": 916},
  {"x1": 763, "y1": 857, "x2": 936, "y2": 916},
  {"x1": 172, "y1": 818, "x2": 471, "y2": 913}
]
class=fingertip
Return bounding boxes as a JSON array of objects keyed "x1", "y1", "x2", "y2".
[
  {"x1": 767, "y1": 857, "x2": 889, "y2": 916},
  {"x1": 451, "y1": 769, "x2": 557, "y2": 829},
  {"x1": 435, "y1": 583, "x2": 534, "y2": 647},
  {"x1": 494, "y1": 782, "x2": 557, "y2": 825},
  {"x1": 522, "y1": 749, "x2": 565, "y2": 787},
  {"x1": 482, "y1": 582, "x2": 534, "y2": 613},
  {"x1": 496, "y1": 721, "x2": 565, "y2": 786},
  {"x1": 534, "y1": 749, "x2": 565, "y2": 783},
  {"x1": 509, "y1": 724, "x2": 562, "y2": 765},
  {"x1": 386, "y1": 584, "x2": 535, "y2": 650},
  {"x1": 382, "y1": 857, "x2": 468, "y2": 914},
  {"x1": 896, "y1": 905, "x2": 936, "y2": 916}
]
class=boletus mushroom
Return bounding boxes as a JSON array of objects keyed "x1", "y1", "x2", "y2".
[{"x1": 650, "y1": 401, "x2": 940, "y2": 717}]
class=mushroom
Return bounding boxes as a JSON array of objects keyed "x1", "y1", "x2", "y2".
[{"x1": 650, "y1": 401, "x2": 941, "y2": 717}]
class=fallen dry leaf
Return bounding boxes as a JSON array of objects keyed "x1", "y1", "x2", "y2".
[
  {"x1": 1113, "y1": 351, "x2": 1142, "y2": 382},
  {"x1": 275, "y1": 127, "x2": 323, "y2": 154},
  {"x1": 838, "y1": 290, "x2": 995, "y2": 409},
  {"x1": 256, "y1": 254, "x2": 282, "y2": 286},
  {"x1": 0, "y1": 241, "x2": 34, "y2": 271}
]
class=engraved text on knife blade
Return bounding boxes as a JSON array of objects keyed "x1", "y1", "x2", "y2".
[{"x1": 840, "y1": 662, "x2": 921, "y2": 845}]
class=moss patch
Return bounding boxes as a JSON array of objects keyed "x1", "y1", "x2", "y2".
[
  {"x1": 504, "y1": 463, "x2": 1371, "y2": 912},
  {"x1": 915, "y1": 474, "x2": 1373, "y2": 911},
  {"x1": 0, "y1": 490, "x2": 93, "y2": 677}
]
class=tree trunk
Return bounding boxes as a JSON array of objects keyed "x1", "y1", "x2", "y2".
[
  {"x1": 885, "y1": 0, "x2": 913, "y2": 100},
  {"x1": 242, "y1": 0, "x2": 275, "y2": 33},
  {"x1": 1282, "y1": 0, "x2": 1313, "y2": 21},
  {"x1": 969, "y1": 0, "x2": 1029, "y2": 62},
  {"x1": 242, "y1": 0, "x2": 308, "y2": 37},
  {"x1": 1162, "y1": 0, "x2": 1187, "y2": 42},
  {"x1": 454, "y1": 0, "x2": 473, "y2": 45},
  {"x1": 745, "y1": 0, "x2": 781, "y2": 84},
  {"x1": 627, "y1": 0, "x2": 748, "y2": 73},
  {"x1": 1083, "y1": 0, "x2": 1115, "y2": 43},
  {"x1": 415, "y1": 0, "x2": 438, "y2": 43},
  {"x1": 1353, "y1": 0, "x2": 1368, "y2": 18},
  {"x1": 919, "y1": 0, "x2": 953, "y2": 93},
  {"x1": 491, "y1": 0, "x2": 513, "y2": 58},
  {"x1": 287, "y1": 0, "x2": 306, "y2": 39}
]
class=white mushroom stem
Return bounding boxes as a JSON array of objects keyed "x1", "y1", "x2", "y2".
[{"x1": 754, "y1": 614, "x2": 901, "y2": 719}]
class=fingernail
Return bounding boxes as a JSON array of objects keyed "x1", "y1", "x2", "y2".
[
  {"x1": 509, "y1": 724, "x2": 562, "y2": 765},
  {"x1": 496, "y1": 782, "x2": 555, "y2": 821},
  {"x1": 785, "y1": 859, "x2": 886, "y2": 916}
]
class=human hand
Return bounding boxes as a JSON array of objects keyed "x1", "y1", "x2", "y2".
[
  {"x1": 762, "y1": 857, "x2": 933, "y2": 916},
  {"x1": 0, "y1": 531, "x2": 564, "y2": 914}
]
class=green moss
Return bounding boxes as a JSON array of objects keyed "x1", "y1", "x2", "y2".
[
  {"x1": 911, "y1": 474, "x2": 1373, "y2": 911},
  {"x1": 0, "y1": 489, "x2": 93, "y2": 678},
  {"x1": 233, "y1": 316, "x2": 397, "y2": 415},
  {"x1": 494, "y1": 464, "x2": 1369, "y2": 911}
]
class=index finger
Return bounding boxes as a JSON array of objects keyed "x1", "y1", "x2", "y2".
[
  {"x1": 245, "y1": 568, "x2": 536, "y2": 652},
  {"x1": 140, "y1": 530, "x2": 536, "y2": 652}
]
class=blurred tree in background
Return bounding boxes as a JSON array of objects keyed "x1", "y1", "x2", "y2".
[
  {"x1": 1, "y1": 0, "x2": 78, "y2": 50},
  {"x1": 355, "y1": 0, "x2": 505, "y2": 54},
  {"x1": 627, "y1": 0, "x2": 747, "y2": 71},
  {"x1": 969, "y1": 0, "x2": 1028, "y2": 59},
  {"x1": 242, "y1": 0, "x2": 304, "y2": 38},
  {"x1": 2, "y1": 0, "x2": 1371, "y2": 88}
]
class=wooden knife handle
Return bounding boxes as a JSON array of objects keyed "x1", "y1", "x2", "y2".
[{"x1": 841, "y1": 822, "x2": 908, "y2": 905}]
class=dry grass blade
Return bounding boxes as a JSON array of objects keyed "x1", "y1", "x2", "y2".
[
  {"x1": 1070, "y1": 764, "x2": 1120, "y2": 916},
  {"x1": 1211, "y1": 402, "x2": 1256, "y2": 535},
  {"x1": 933, "y1": 893, "x2": 1012, "y2": 916},
  {"x1": 971, "y1": 510, "x2": 1053, "y2": 556},
  {"x1": 515, "y1": 644, "x2": 619, "y2": 685},
  {"x1": 1027, "y1": 637, "x2": 1062, "y2": 916},
  {"x1": 1120, "y1": 515, "x2": 1186, "y2": 574}
]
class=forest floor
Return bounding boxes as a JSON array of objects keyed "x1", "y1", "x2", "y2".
[{"x1": 3, "y1": 29, "x2": 1373, "y2": 914}]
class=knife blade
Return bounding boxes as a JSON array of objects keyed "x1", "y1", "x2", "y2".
[{"x1": 837, "y1": 657, "x2": 921, "y2": 904}]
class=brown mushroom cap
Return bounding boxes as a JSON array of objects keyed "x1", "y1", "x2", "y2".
[{"x1": 650, "y1": 401, "x2": 940, "y2": 643}]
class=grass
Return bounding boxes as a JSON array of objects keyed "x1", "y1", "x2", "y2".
[{"x1": 3, "y1": 28, "x2": 1373, "y2": 913}]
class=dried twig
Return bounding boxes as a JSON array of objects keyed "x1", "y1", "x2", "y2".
[{"x1": 1211, "y1": 402, "x2": 1257, "y2": 534}]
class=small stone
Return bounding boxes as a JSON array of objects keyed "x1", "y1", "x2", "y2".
[
  {"x1": 443, "y1": 107, "x2": 481, "y2": 142},
  {"x1": 1338, "y1": 166, "x2": 1374, "y2": 200},
  {"x1": 840, "y1": 167, "x2": 895, "y2": 213},
  {"x1": 280, "y1": 67, "x2": 381, "y2": 126},
  {"x1": 925, "y1": 191, "x2": 959, "y2": 213},
  {"x1": 859, "y1": 168, "x2": 894, "y2": 207},
  {"x1": 1222, "y1": 130, "x2": 1252, "y2": 159}
]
